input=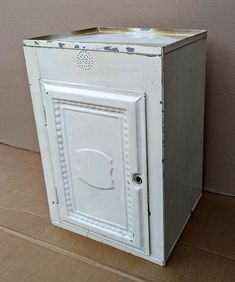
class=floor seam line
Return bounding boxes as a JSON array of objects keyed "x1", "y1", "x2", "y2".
[
  {"x1": 180, "y1": 241, "x2": 235, "y2": 261},
  {"x1": 0, "y1": 206, "x2": 49, "y2": 219},
  {"x1": 0, "y1": 184, "x2": 47, "y2": 202},
  {"x1": 0, "y1": 225, "x2": 154, "y2": 282}
]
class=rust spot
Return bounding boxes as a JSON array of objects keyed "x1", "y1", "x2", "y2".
[
  {"x1": 140, "y1": 28, "x2": 151, "y2": 31},
  {"x1": 145, "y1": 54, "x2": 158, "y2": 57},
  {"x1": 58, "y1": 42, "x2": 65, "y2": 48},
  {"x1": 126, "y1": 47, "x2": 134, "y2": 53},
  {"x1": 104, "y1": 46, "x2": 119, "y2": 52}
]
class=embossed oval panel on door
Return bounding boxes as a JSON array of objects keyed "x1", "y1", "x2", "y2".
[
  {"x1": 41, "y1": 80, "x2": 149, "y2": 254},
  {"x1": 76, "y1": 148, "x2": 114, "y2": 190}
]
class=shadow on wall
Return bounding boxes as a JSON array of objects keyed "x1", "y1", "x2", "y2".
[{"x1": 203, "y1": 39, "x2": 235, "y2": 196}]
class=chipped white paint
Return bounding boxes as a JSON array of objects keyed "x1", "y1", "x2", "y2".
[
  {"x1": 23, "y1": 27, "x2": 206, "y2": 266},
  {"x1": 23, "y1": 27, "x2": 206, "y2": 56}
]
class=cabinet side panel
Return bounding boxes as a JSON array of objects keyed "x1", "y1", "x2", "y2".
[
  {"x1": 23, "y1": 46, "x2": 60, "y2": 222},
  {"x1": 163, "y1": 39, "x2": 206, "y2": 259}
]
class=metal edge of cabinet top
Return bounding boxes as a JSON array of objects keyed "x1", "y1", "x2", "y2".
[{"x1": 23, "y1": 27, "x2": 207, "y2": 56}]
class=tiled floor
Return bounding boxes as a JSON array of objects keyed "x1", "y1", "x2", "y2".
[{"x1": 0, "y1": 143, "x2": 234, "y2": 282}]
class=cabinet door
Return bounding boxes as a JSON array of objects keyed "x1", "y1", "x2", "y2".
[{"x1": 41, "y1": 80, "x2": 149, "y2": 254}]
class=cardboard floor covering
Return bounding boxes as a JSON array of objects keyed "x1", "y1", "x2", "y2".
[{"x1": 0, "y1": 143, "x2": 234, "y2": 282}]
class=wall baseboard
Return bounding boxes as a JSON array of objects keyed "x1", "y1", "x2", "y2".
[{"x1": 203, "y1": 185, "x2": 235, "y2": 197}]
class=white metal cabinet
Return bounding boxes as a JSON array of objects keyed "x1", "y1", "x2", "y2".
[{"x1": 23, "y1": 27, "x2": 207, "y2": 265}]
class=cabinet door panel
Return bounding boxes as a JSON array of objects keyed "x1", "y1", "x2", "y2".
[{"x1": 41, "y1": 80, "x2": 149, "y2": 254}]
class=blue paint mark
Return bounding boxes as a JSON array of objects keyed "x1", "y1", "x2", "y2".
[
  {"x1": 74, "y1": 44, "x2": 80, "y2": 49},
  {"x1": 126, "y1": 47, "x2": 134, "y2": 53},
  {"x1": 104, "y1": 46, "x2": 119, "y2": 52},
  {"x1": 58, "y1": 42, "x2": 65, "y2": 48},
  {"x1": 34, "y1": 41, "x2": 39, "y2": 45}
]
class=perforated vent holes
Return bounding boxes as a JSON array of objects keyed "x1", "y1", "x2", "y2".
[{"x1": 76, "y1": 51, "x2": 94, "y2": 70}]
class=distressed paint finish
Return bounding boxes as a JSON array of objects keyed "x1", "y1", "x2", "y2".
[
  {"x1": 23, "y1": 27, "x2": 206, "y2": 56},
  {"x1": 23, "y1": 27, "x2": 206, "y2": 266}
]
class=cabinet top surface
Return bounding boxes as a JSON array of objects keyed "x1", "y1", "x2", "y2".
[{"x1": 23, "y1": 27, "x2": 206, "y2": 55}]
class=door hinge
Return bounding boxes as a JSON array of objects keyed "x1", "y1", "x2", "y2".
[
  {"x1": 43, "y1": 105, "x2": 47, "y2": 126},
  {"x1": 52, "y1": 186, "x2": 59, "y2": 205}
]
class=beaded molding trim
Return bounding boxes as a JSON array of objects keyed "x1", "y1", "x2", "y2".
[{"x1": 53, "y1": 98, "x2": 134, "y2": 240}]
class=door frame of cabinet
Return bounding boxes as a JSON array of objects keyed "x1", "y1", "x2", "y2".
[{"x1": 40, "y1": 79, "x2": 150, "y2": 254}]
